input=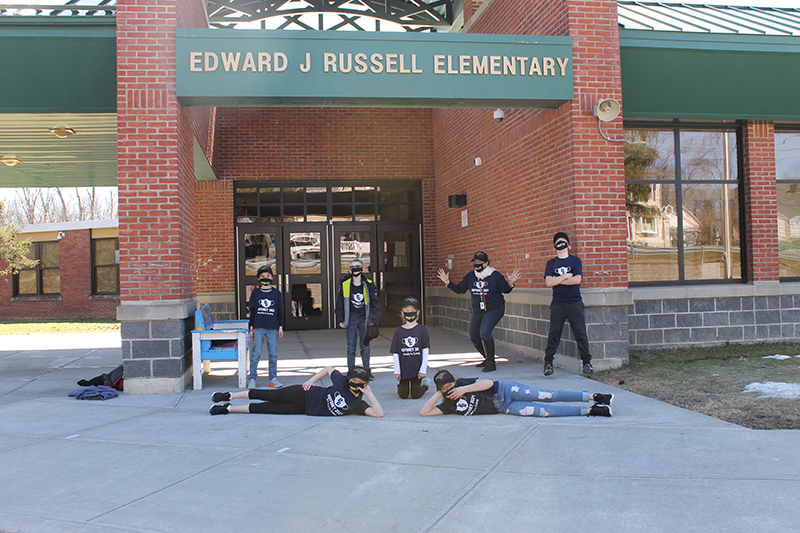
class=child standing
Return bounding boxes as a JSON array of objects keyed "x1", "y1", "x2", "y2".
[
  {"x1": 543, "y1": 232, "x2": 593, "y2": 376},
  {"x1": 390, "y1": 296, "x2": 430, "y2": 399},
  {"x1": 248, "y1": 266, "x2": 284, "y2": 389}
]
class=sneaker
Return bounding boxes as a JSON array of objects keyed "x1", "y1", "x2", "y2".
[
  {"x1": 592, "y1": 393, "x2": 614, "y2": 405},
  {"x1": 543, "y1": 363, "x2": 554, "y2": 376},
  {"x1": 211, "y1": 391, "x2": 231, "y2": 403},
  {"x1": 248, "y1": 378, "x2": 257, "y2": 389},
  {"x1": 582, "y1": 362, "x2": 594, "y2": 374},
  {"x1": 209, "y1": 403, "x2": 230, "y2": 415},
  {"x1": 588, "y1": 404, "x2": 612, "y2": 417},
  {"x1": 268, "y1": 378, "x2": 283, "y2": 388}
]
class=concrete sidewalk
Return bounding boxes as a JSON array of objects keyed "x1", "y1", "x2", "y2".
[{"x1": 1, "y1": 327, "x2": 799, "y2": 532}]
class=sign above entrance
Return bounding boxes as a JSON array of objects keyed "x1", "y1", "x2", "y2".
[{"x1": 176, "y1": 30, "x2": 573, "y2": 108}]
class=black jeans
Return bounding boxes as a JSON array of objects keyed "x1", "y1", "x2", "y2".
[
  {"x1": 248, "y1": 384, "x2": 307, "y2": 414},
  {"x1": 544, "y1": 302, "x2": 591, "y2": 364}
]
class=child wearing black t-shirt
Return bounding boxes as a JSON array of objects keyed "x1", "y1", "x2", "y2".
[
  {"x1": 543, "y1": 232, "x2": 593, "y2": 377},
  {"x1": 390, "y1": 296, "x2": 431, "y2": 399}
]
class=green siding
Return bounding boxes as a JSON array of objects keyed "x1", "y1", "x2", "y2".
[
  {"x1": 620, "y1": 30, "x2": 800, "y2": 121},
  {"x1": 0, "y1": 19, "x2": 116, "y2": 113}
]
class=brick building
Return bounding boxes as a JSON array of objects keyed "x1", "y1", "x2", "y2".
[{"x1": 2, "y1": 0, "x2": 800, "y2": 393}]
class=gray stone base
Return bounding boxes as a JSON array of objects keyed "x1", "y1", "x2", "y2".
[
  {"x1": 426, "y1": 287, "x2": 632, "y2": 370},
  {"x1": 197, "y1": 292, "x2": 238, "y2": 321},
  {"x1": 117, "y1": 298, "x2": 196, "y2": 395}
]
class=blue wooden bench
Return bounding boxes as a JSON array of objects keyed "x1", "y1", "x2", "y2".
[{"x1": 191, "y1": 304, "x2": 249, "y2": 390}]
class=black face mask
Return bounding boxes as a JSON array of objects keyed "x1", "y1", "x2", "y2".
[
  {"x1": 259, "y1": 278, "x2": 273, "y2": 286},
  {"x1": 473, "y1": 263, "x2": 485, "y2": 272},
  {"x1": 403, "y1": 312, "x2": 418, "y2": 322},
  {"x1": 348, "y1": 381, "x2": 364, "y2": 393},
  {"x1": 350, "y1": 267, "x2": 363, "y2": 276},
  {"x1": 555, "y1": 241, "x2": 569, "y2": 251}
]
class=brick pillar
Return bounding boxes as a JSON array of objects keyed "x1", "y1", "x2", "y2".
[
  {"x1": 116, "y1": 0, "x2": 200, "y2": 394},
  {"x1": 743, "y1": 121, "x2": 778, "y2": 283}
]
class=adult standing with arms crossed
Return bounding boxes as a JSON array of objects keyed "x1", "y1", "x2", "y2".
[{"x1": 437, "y1": 251, "x2": 520, "y2": 372}]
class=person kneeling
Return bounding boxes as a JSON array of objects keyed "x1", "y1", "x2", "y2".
[
  {"x1": 209, "y1": 366, "x2": 383, "y2": 418},
  {"x1": 391, "y1": 296, "x2": 431, "y2": 399},
  {"x1": 419, "y1": 370, "x2": 613, "y2": 417}
]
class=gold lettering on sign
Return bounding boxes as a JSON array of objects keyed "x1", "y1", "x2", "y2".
[
  {"x1": 339, "y1": 53, "x2": 352, "y2": 73},
  {"x1": 242, "y1": 52, "x2": 257, "y2": 72},
  {"x1": 490, "y1": 56, "x2": 501, "y2": 75},
  {"x1": 557, "y1": 57, "x2": 570, "y2": 76},
  {"x1": 528, "y1": 58, "x2": 541, "y2": 76},
  {"x1": 259, "y1": 52, "x2": 272, "y2": 72},
  {"x1": 274, "y1": 53, "x2": 287, "y2": 72},
  {"x1": 473, "y1": 56, "x2": 487, "y2": 75},
  {"x1": 433, "y1": 55, "x2": 445, "y2": 74},
  {"x1": 503, "y1": 56, "x2": 516, "y2": 76},
  {"x1": 386, "y1": 54, "x2": 398, "y2": 73}
]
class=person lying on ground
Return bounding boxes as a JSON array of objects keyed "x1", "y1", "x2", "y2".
[
  {"x1": 419, "y1": 369, "x2": 613, "y2": 418},
  {"x1": 209, "y1": 366, "x2": 383, "y2": 417}
]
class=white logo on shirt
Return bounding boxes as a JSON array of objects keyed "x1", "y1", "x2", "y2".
[
  {"x1": 474, "y1": 281, "x2": 487, "y2": 290},
  {"x1": 333, "y1": 391, "x2": 348, "y2": 409},
  {"x1": 402, "y1": 336, "x2": 418, "y2": 348},
  {"x1": 554, "y1": 266, "x2": 571, "y2": 276},
  {"x1": 352, "y1": 293, "x2": 365, "y2": 304},
  {"x1": 456, "y1": 398, "x2": 469, "y2": 412},
  {"x1": 259, "y1": 298, "x2": 274, "y2": 309}
]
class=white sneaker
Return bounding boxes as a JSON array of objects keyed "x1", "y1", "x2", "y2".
[
  {"x1": 268, "y1": 378, "x2": 283, "y2": 388},
  {"x1": 247, "y1": 378, "x2": 257, "y2": 389}
]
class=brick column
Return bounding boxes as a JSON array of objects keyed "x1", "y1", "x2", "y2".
[
  {"x1": 116, "y1": 0, "x2": 201, "y2": 394},
  {"x1": 742, "y1": 121, "x2": 778, "y2": 283}
]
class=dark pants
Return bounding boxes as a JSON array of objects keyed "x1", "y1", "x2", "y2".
[
  {"x1": 248, "y1": 384, "x2": 306, "y2": 414},
  {"x1": 544, "y1": 302, "x2": 591, "y2": 364},
  {"x1": 397, "y1": 377, "x2": 429, "y2": 399},
  {"x1": 468, "y1": 307, "x2": 505, "y2": 345}
]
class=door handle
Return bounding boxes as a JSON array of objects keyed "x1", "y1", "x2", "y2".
[
  {"x1": 284, "y1": 274, "x2": 290, "y2": 294},
  {"x1": 277, "y1": 272, "x2": 283, "y2": 293},
  {"x1": 379, "y1": 271, "x2": 385, "y2": 291}
]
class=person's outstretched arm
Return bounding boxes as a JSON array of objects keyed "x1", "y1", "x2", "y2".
[
  {"x1": 302, "y1": 366, "x2": 334, "y2": 390},
  {"x1": 361, "y1": 384, "x2": 384, "y2": 418},
  {"x1": 420, "y1": 390, "x2": 444, "y2": 416}
]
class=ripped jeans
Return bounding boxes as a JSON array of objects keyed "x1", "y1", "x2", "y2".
[{"x1": 494, "y1": 381, "x2": 590, "y2": 417}]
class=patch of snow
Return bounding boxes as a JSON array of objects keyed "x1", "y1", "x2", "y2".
[
  {"x1": 763, "y1": 354, "x2": 791, "y2": 360},
  {"x1": 743, "y1": 381, "x2": 800, "y2": 400}
]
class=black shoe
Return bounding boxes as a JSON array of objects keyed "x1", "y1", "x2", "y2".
[
  {"x1": 592, "y1": 393, "x2": 614, "y2": 405},
  {"x1": 481, "y1": 363, "x2": 497, "y2": 372},
  {"x1": 476, "y1": 359, "x2": 487, "y2": 368},
  {"x1": 543, "y1": 363, "x2": 554, "y2": 376},
  {"x1": 588, "y1": 404, "x2": 612, "y2": 417},
  {"x1": 209, "y1": 403, "x2": 230, "y2": 415},
  {"x1": 212, "y1": 391, "x2": 231, "y2": 403},
  {"x1": 582, "y1": 362, "x2": 594, "y2": 374}
]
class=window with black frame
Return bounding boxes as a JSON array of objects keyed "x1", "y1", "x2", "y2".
[
  {"x1": 92, "y1": 238, "x2": 119, "y2": 295},
  {"x1": 625, "y1": 128, "x2": 742, "y2": 284},
  {"x1": 14, "y1": 241, "x2": 60, "y2": 296},
  {"x1": 776, "y1": 131, "x2": 800, "y2": 279}
]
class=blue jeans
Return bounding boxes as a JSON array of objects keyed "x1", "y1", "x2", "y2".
[
  {"x1": 346, "y1": 313, "x2": 370, "y2": 371},
  {"x1": 495, "y1": 381, "x2": 589, "y2": 417},
  {"x1": 250, "y1": 328, "x2": 279, "y2": 382},
  {"x1": 468, "y1": 306, "x2": 505, "y2": 345}
]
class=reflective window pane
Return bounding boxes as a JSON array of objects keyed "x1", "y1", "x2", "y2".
[
  {"x1": 284, "y1": 204, "x2": 304, "y2": 222},
  {"x1": 94, "y1": 239, "x2": 117, "y2": 266},
  {"x1": 682, "y1": 184, "x2": 741, "y2": 280},
  {"x1": 244, "y1": 233, "x2": 277, "y2": 276},
  {"x1": 627, "y1": 183, "x2": 679, "y2": 282},
  {"x1": 289, "y1": 232, "x2": 321, "y2": 274},
  {"x1": 307, "y1": 204, "x2": 327, "y2": 222},
  {"x1": 236, "y1": 187, "x2": 257, "y2": 204},
  {"x1": 17, "y1": 270, "x2": 36, "y2": 294},
  {"x1": 397, "y1": 185, "x2": 419, "y2": 203},
  {"x1": 776, "y1": 132, "x2": 800, "y2": 180},
  {"x1": 355, "y1": 203, "x2": 376, "y2": 221},
  {"x1": 283, "y1": 187, "x2": 304, "y2": 204},
  {"x1": 96, "y1": 265, "x2": 119, "y2": 293},
  {"x1": 378, "y1": 186, "x2": 397, "y2": 204},
  {"x1": 354, "y1": 186, "x2": 376, "y2": 203},
  {"x1": 332, "y1": 204, "x2": 352, "y2": 221},
  {"x1": 236, "y1": 206, "x2": 257, "y2": 223},
  {"x1": 42, "y1": 268, "x2": 60, "y2": 294},
  {"x1": 777, "y1": 182, "x2": 800, "y2": 277},
  {"x1": 624, "y1": 130, "x2": 675, "y2": 181},
  {"x1": 290, "y1": 283, "x2": 322, "y2": 317},
  {"x1": 259, "y1": 187, "x2": 281, "y2": 204},
  {"x1": 399, "y1": 203, "x2": 420, "y2": 221},
  {"x1": 384, "y1": 231, "x2": 414, "y2": 272},
  {"x1": 332, "y1": 186, "x2": 352, "y2": 203},
  {"x1": 41, "y1": 242, "x2": 59, "y2": 268},
  {"x1": 378, "y1": 204, "x2": 398, "y2": 221},
  {"x1": 680, "y1": 131, "x2": 738, "y2": 181},
  {"x1": 260, "y1": 205, "x2": 281, "y2": 223},
  {"x1": 339, "y1": 231, "x2": 371, "y2": 274},
  {"x1": 306, "y1": 186, "x2": 327, "y2": 203}
]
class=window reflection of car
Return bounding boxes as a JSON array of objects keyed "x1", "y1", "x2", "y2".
[
  {"x1": 245, "y1": 257, "x2": 276, "y2": 276},
  {"x1": 290, "y1": 235, "x2": 321, "y2": 260}
]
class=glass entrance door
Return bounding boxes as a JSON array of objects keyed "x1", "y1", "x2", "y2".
[
  {"x1": 238, "y1": 226, "x2": 281, "y2": 320},
  {"x1": 377, "y1": 225, "x2": 422, "y2": 328},
  {"x1": 284, "y1": 224, "x2": 329, "y2": 330}
]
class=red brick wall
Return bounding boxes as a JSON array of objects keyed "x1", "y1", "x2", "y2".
[
  {"x1": 431, "y1": 0, "x2": 627, "y2": 289},
  {"x1": 743, "y1": 121, "x2": 778, "y2": 282},
  {"x1": 196, "y1": 107, "x2": 435, "y2": 294},
  {"x1": 117, "y1": 0, "x2": 207, "y2": 302},
  {"x1": 0, "y1": 230, "x2": 118, "y2": 320}
]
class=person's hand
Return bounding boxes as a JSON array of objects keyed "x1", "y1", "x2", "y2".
[
  {"x1": 564, "y1": 273, "x2": 573, "y2": 279},
  {"x1": 395, "y1": 373, "x2": 401, "y2": 382},
  {"x1": 302, "y1": 380, "x2": 315, "y2": 391},
  {"x1": 508, "y1": 269, "x2": 522, "y2": 285},
  {"x1": 446, "y1": 387, "x2": 465, "y2": 400},
  {"x1": 436, "y1": 268, "x2": 450, "y2": 285},
  {"x1": 278, "y1": 326, "x2": 283, "y2": 339},
  {"x1": 248, "y1": 330, "x2": 254, "y2": 340},
  {"x1": 418, "y1": 372, "x2": 426, "y2": 380},
  {"x1": 361, "y1": 383, "x2": 373, "y2": 395},
  {"x1": 339, "y1": 322, "x2": 345, "y2": 328}
]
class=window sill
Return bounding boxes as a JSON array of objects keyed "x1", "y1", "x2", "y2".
[
  {"x1": 90, "y1": 294, "x2": 120, "y2": 300},
  {"x1": 11, "y1": 295, "x2": 62, "y2": 302}
]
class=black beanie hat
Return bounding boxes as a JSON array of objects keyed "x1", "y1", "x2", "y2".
[
  {"x1": 433, "y1": 370, "x2": 456, "y2": 391},
  {"x1": 553, "y1": 232, "x2": 570, "y2": 245}
]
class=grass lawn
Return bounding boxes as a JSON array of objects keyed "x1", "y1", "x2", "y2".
[
  {"x1": 0, "y1": 319, "x2": 120, "y2": 335},
  {"x1": 589, "y1": 342, "x2": 800, "y2": 430}
]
